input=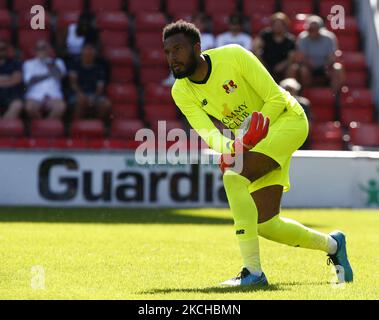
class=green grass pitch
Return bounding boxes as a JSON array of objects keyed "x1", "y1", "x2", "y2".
[{"x1": 0, "y1": 207, "x2": 378, "y2": 300}]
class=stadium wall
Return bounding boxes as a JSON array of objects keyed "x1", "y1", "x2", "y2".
[{"x1": 0, "y1": 150, "x2": 377, "y2": 208}]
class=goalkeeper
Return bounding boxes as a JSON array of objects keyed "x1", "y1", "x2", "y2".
[{"x1": 163, "y1": 20, "x2": 353, "y2": 286}]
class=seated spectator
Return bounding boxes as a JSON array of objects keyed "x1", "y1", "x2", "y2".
[
  {"x1": 216, "y1": 14, "x2": 253, "y2": 50},
  {"x1": 0, "y1": 40, "x2": 23, "y2": 119},
  {"x1": 163, "y1": 13, "x2": 215, "y2": 87},
  {"x1": 193, "y1": 13, "x2": 216, "y2": 51},
  {"x1": 280, "y1": 78, "x2": 311, "y2": 119},
  {"x1": 69, "y1": 43, "x2": 110, "y2": 120},
  {"x1": 280, "y1": 77, "x2": 311, "y2": 149},
  {"x1": 254, "y1": 12, "x2": 296, "y2": 81},
  {"x1": 23, "y1": 40, "x2": 66, "y2": 119},
  {"x1": 58, "y1": 12, "x2": 98, "y2": 63},
  {"x1": 288, "y1": 15, "x2": 344, "y2": 93}
]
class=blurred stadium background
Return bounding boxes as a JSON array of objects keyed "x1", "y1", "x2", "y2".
[
  {"x1": 0, "y1": 0, "x2": 377, "y2": 151},
  {"x1": 1, "y1": 0, "x2": 379, "y2": 300}
]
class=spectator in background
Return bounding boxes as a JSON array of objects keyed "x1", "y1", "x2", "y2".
[
  {"x1": 59, "y1": 12, "x2": 98, "y2": 63},
  {"x1": 0, "y1": 40, "x2": 23, "y2": 119},
  {"x1": 254, "y1": 12, "x2": 296, "y2": 81},
  {"x1": 163, "y1": 13, "x2": 215, "y2": 86},
  {"x1": 193, "y1": 13, "x2": 216, "y2": 51},
  {"x1": 288, "y1": 15, "x2": 344, "y2": 93},
  {"x1": 216, "y1": 14, "x2": 253, "y2": 50},
  {"x1": 69, "y1": 43, "x2": 110, "y2": 120},
  {"x1": 280, "y1": 77, "x2": 311, "y2": 149},
  {"x1": 280, "y1": 77, "x2": 311, "y2": 119},
  {"x1": 23, "y1": 40, "x2": 66, "y2": 119}
]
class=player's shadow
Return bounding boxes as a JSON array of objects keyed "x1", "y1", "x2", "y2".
[
  {"x1": 141, "y1": 284, "x2": 282, "y2": 295},
  {"x1": 0, "y1": 207, "x2": 233, "y2": 225}
]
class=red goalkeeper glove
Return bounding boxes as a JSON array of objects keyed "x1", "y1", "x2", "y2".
[
  {"x1": 218, "y1": 112, "x2": 270, "y2": 173},
  {"x1": 233, "y1": 112, "x2": 270, "y2": 154}
]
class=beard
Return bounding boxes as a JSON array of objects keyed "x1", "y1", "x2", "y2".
[{"x1": 171, "y1": 51, "x2": 198, "y2": 79}]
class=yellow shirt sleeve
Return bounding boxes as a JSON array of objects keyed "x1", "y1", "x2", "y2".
[
  {"x1": 172, "y1": 84, "x2": 234, "y2": 154},
  {"x1": 233, "y1": 45, "x2": 288, "y2": 124}
]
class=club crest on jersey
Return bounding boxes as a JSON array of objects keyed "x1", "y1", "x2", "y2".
[{"x1": 223, "y1": 80, "x2": 238, "y2": 94}]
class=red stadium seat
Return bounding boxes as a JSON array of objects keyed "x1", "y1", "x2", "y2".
[
  {"x1": 139, "y1": 49, "x2": 167, "y2": 67},
  {"x1": 26, "y1": 138, "x2": 52, "y2": 149},
  {"x1": 340, "y1": 107, "x2": 374, "y2": 127},
  {"x1": 150, "y1": 119, "x2": 185, "y2": 133},
  {"x1": 341, "y1": 88, "x2": 374, "y2": 108},
  {"x1": 338, "y1": 35, "x2": 359, "y2": 51},
  {"x1": 51, "y1": 0, "x2": 83, "y2": 13},
  {"x1": 104, "y1": 47, "x2": 134, "y2": 66},
  {"x1": 212, "y1": 15, "x2": 230, "y2": 35},
  {"x1": 319, "y1": 0, "x2": 352, "y2": 18},
  {"x1": 344, "y1": 71, "x2": 367, "y2": 88},
  {"x1": 204, "y1": 0, "x2": 237, "y2": 16},
  {"x1": 0, "y1": 29, "x2": 11, "y2": 42},
  {"x1": 144, "y1": 104, "x2": 178, "y2": 121},
  {"x1": 250, "y1": 14, "x2": 271, "y2": 35},
  {"x1": 96, "y1": 12, "x2": 129, "y2": 30},
  {"x1": 135, "y1": 12, "x2": 167, "y2": 32},
  {"x1": 166, "y1": 0, "x2": 199, "y2": 16},
  {"x1": 243, "y1": 0, "x2": 276, "y2": 15},
  {"x1": 349, "y1": 122, "x2": 379, "y2": 147},
  {"x1": 310, "y1": 106, "x2": 335, "y2": 122},
  {"x1": 339, "y1": 52, "x2": 366, "y2": 71},
  {"x1": 107, "y1": 83, "x2": 138, "y2": 104},
  {"x1": 71, "y1": 120, "x2": 105, "y2": 139},
  {"x1": 60, "y1": 138, "x2": 89, "y2": 149},
  {"x1": 144, "y1": 84, "x2": 172, "y2": 104},
  {"x1": 171, "y1": 12, "x2": 193, "y2": 21},
  {"x1": 281, "y1": 0, "x2": 313, "y2": 17},
  {"x1": 0, "y1": 119, "x2": 24, "y2": 137},
  {"x1": 311, "y1": 141, "x2": 344, "y2": 150},
  {"x1": 292, "y1": 14, "x2": 308, "y2": 36},
  {"x1": 100, "y1": 31, "x2": 128, "y2": 47},
  {"x1": 101, "y1": 139, "x2": 132, "y2": 150},
  {"x1": 111, "y1": 104, "x2": 139, "y2": 119},
  {"x1": 0, "y1": 10, "x2": 11, "y2": 27},
  {"x1": 30, "y1": 119, "x2": 64, "y2": 138},
  {"x1": 18, "y1": 30, "x2": 51, "y2": 56},
  {"x1": 0, "y1": 137, "x2": 17, "y2": 148},
  {"x1": 140, "y1": 67, "x2": 169, "y2": 85},
  {"x1": 310, "y1": 121, "x2": 343, "y2": 143},
  {"x1": 56, "y1": 11, "x2": 81, "y2": 29},
  {"x1": 134, "y1": 32, "x2": 162, "y2": 51},
  {"x1": 13, "y1": 0, "x2": 45, "y2": 12},
  {"x1": 303, "y1": 88, "x2": 336, "y2": 108},
  {"x1": 111, "y1": 119, "x2": 145, "y2": 140},
  {"x1": 110, "y1": 66, "x2": 134, "y2": 83},
  {"x1": 128, "y1": 0, "x2": 161, "y2": 14},
  {"x1": 90, "y1": 0, "x2": 123, "y2": 12}
]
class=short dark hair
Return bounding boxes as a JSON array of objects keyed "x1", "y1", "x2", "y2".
[{"x1": 162, "y1": 20, "x2": 201, "y2": 45}]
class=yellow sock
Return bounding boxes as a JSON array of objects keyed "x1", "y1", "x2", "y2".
[
  {"x1": 223, "y1": 170, "x2": 261, "y2": 274},
  {"x1": 258, "y1": 214, "x2": 332, "y2": 252}
]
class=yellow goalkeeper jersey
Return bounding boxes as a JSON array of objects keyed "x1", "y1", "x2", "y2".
[{"x1": 171, "y1": 44, "x2": 303, "y2": 154}]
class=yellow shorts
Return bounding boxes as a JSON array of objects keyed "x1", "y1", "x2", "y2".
[{"x1": 248, "y1": 101, "x2": 309, "y2": 194}]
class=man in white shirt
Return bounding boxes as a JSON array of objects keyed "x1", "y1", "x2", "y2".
[
  {"x1": 216, "y1": 14, "x2": 253, "y2": 51},
  {"x1": 23, "y1": 40, "x2": 66, "y2": 119}
]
